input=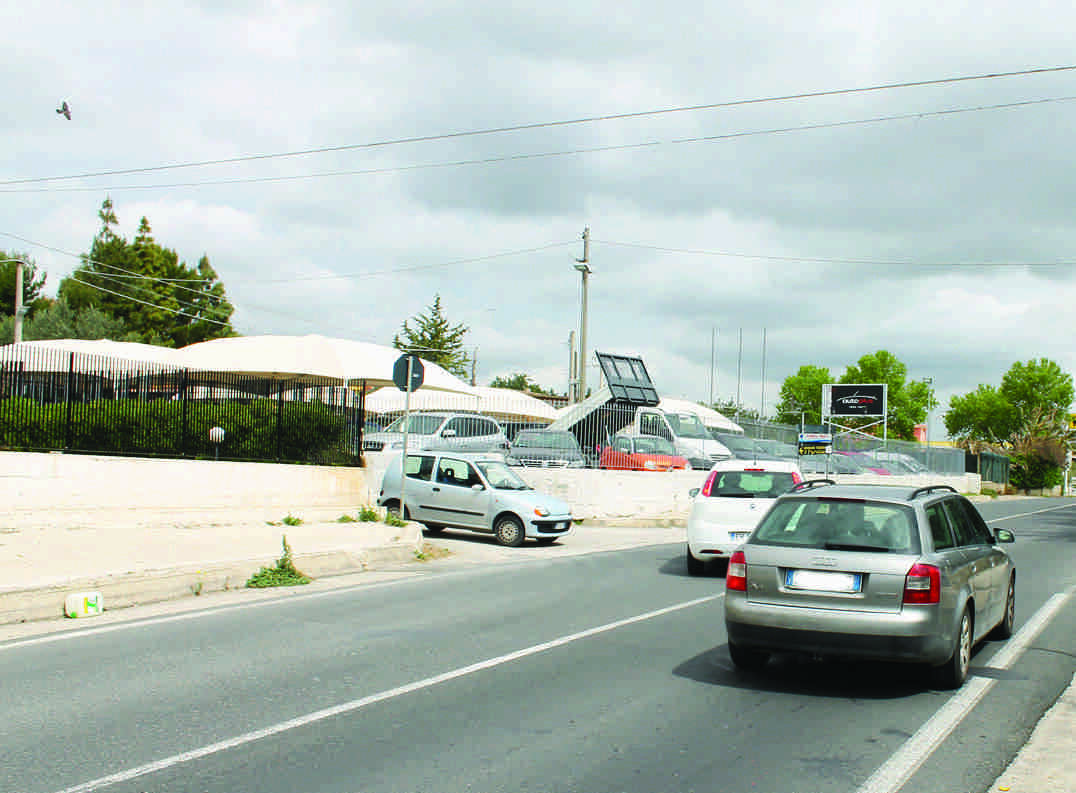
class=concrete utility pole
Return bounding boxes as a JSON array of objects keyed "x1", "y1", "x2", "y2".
[
  {"x1": 567, "y1": 330, "x2": 577, "y2": 402},
  {"x1": 574, "y1": 227, "x2": 591, "y2": 403},
  {"x1": 2, "y1": 259, "x2": 27, "y2": 344}
]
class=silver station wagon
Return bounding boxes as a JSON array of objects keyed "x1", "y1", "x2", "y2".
[
  {"x1": 724, "y1": 482, "x2": 1016, "y2": 688},
  {"x1": 378, "y1": 452, "x2": 573, "y2": 547}
]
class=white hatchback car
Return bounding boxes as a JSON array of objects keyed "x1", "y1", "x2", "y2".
[{"x1": 686, "y1": 459, "x2": 803, "y2": 575}]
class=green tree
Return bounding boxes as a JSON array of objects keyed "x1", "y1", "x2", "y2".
[
  {"x1": 840, "y1": 350, "x2": 935, "y2": 440},
  {"x1": 713, "y1": 398, "x2": 761, "y2": 422},
  {"x1": 0, "y1": 298, "x2": 128, "y2": 344},
  {"x1": 57, "y1": 199, "x2": 235, "y2": 347},
  {"x1": 775, "y1": 365, "x2": 832, "y2": 426},
  {"x1": 944, "y1": 384, "x2": 1016, "y2": 447},
  {"x1": 489, "y1": 372, "x2": 557, "y2": 396},
  {"x1": 393, "y1": 294, "x2": 471, "y2": 378},
  {"x1": 0, "y1": 251, "x2": 48, "y2": 320}
]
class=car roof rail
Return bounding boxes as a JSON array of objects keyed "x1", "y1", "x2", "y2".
[
  {"x1": 789, "y1": 478, "x2": 835, "y2": 492},
  {"x1": 908, "y1": 484, "x2": 958, "y2": 500}
]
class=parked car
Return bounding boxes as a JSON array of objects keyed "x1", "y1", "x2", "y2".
[
  {"x1": 866, "y1": 451, "x2": 930, "y2": 474},
  {"x1": 378, "y1": 451, "x2": 573, "y2": 546},
  {"x1": 362, "y1": 412, "x2": 509, "y2": 455},
  {"x1": 753, "y1": 438, "x2": 800, "y2": 460},
  {"x1": 797, "y1": 452, "x2": 871, "y2": 476},
  {"x1": 837, "y1": 450, "x2": 892, "y2": 475},
  {"x1": 685, "y1": 459, "x2": 803, "y2": 576},
  {"x1": 506, "y1": 429, "x2": 586, "y2": 468},
  {"x1": 598, "y1": 433, "x2": 691, "y2": 471},
  {"x1": 724, "y1": 482, "x2": 1016, "y2": 688},
  {"x1": 711, "y1": 432, "x2": 782, "y2": 461}
]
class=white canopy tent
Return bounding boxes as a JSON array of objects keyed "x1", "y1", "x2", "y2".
[
  {"x1": 174, "y1": 334, "x2": 476, "y2": 393},
  {"x1": 364, "y1": 385, "x2": 558, "y2": 423},
  {"x1": 0, "y1": 339, "x2": 183, "y2": 372}
]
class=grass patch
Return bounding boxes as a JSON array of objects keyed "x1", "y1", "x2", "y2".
[
  {"x1": 246, "y1": 535, "x2": 311, "y2": 588},
  {"x1": 336, "y1": 513, "x2": 358, "y2": 523},
  {"x1": 384, "y1": 512, "x2": 407, "y2": 528},
  {"x1": 413, "y1": 542, "x2": 453, "y2": 562},
  {"x1": 358, "y1": 505, "x2": 380, "y2": 522},
  {"x1": 282, "y1": 514, "x2": 303, "y2": 526}
]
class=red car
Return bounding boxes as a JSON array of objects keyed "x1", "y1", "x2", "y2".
[{"x1": 598, "y1": 434, "x2": 690, "y2": 471}]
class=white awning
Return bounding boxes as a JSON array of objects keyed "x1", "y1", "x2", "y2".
[{"x1": 364, "y1": 385, "x2": 558, "y2": 422}]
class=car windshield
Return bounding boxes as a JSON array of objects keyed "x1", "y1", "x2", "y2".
[
  {"x1": 475, "y1": 460, "x2": 531, "y2": 489},
  {"x1": 634, "y1": 436, "x2": 676, "y2": 455},
  {"x1": 514, "y1": 431, "x2": 579, "y2": 450},
  {"x1": 753, "y1": 497, "x2": 920, "y2": 553},
  {"x1": 710, "y1": 471, "x2": 798, "y2": 498},
  {"x1": 382, "y1": 414, "x2": 446, "y2": 434},
  {"x1": 665, "y1": 412, "x2": 710, "y2": 440}
]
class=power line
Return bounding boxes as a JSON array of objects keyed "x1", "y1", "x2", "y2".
[
  {"x1": 595, "y1": 239, "x2": 1076, "y2": 267},
  {"x1": 4, "y1": 94, "x2": 1074, "y2": 195},
  {"x1": 3, "y1": 64, "x2": 1075, "y2": 187},
  {"x1": 68, "y1": 276, "x2": 232, "y2": 326}
]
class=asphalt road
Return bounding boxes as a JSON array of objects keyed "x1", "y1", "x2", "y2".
[{"x1": 2, "y1": 498, "x2": 1074, "y2": 793}]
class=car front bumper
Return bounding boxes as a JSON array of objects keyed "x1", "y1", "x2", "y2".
[
  {"x1": 528, "y1": 516, "x2": 574, "y2": 538},
  {"x1": 724, "y1": 592, "x2": 952, "y2": 664}
]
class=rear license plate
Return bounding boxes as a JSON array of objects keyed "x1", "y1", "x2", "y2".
[{"x1": 785, "y1": 569, "x2": 862, "y2": 593}]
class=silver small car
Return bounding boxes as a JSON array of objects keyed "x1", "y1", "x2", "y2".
[
  {"x1": 724, "y1": 482, "x2": 1016, "y2": 688},
  {"x1": 378, "y1": 452, "x2": 573, "y2": 546}
]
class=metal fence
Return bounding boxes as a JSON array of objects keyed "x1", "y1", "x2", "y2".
[
  {"x1": 0, "y1": 346, "x2": 364, "y2": 465},
  {"x1": 733, "y1": 418, "x2": 974, "y2": 476}
]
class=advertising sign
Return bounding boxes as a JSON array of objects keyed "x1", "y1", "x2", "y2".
[
  {"x1": 798, "y1": 432, "x2": 832, "y2": 456},
  {"x1": 826, "y1": 384, "x2": 886, "y2": 417}
]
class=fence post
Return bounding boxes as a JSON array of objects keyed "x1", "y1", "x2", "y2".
[
  {"x1": 63, "y1": 352, "x2": 74, "y2": 451},
  {"x1": 180, "y1": 369, "x2": 189, "y2": 457},
  {"x1": 275, "y1": 383, "x2": 284, "y2": 461}
]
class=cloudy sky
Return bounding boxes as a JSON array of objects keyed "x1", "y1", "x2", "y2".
[{"x1": 3, "y1": 0, "x2": 1075, "y2": 430}]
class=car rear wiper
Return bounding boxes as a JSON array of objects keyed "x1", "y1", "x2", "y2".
[{"x1": 823, "y1": 542, "x2": 891, "y2": 552}]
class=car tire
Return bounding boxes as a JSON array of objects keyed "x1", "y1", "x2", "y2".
[
  {"x1": 422, "y1": 524, "x2": 445, "y2": 535},
  {"x1": 990, "y1": 575, "x2": 1016, "y2": 640},
  {"x1": 494, "y1": 515, "x2": 526, "y2": 547},
  {"x1": 728, "y1": 640, "x2": 769, "y2": 671},
  {"x1": 934, "y1": 605, "x2": 972, "y2": 689},
  {"x1": 686, "y1": 548, "x2": 706, "y2": 576}
]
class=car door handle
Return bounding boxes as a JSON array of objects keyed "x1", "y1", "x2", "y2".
[{"x1": 432, "y1": 487, "x2": 440, "y2": 492}]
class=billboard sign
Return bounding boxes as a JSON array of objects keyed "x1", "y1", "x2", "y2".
[
  {"x1": 826, "y1": 384, "x2": 886, "y2": 417},
  {"x1": 798, "y1": 432, "x2": 832, "y2": 456}
]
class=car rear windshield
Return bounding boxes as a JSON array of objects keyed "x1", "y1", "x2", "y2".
[
  {"x1": 709, "y1": 471, "x2": 797, "y2": 498},
  {"x1": 752, "y1": 497, "x2": 920, "y2": 553}
]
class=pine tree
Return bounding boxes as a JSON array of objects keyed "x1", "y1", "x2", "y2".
[{"x1": 393, "y1": 294, "x2": 471, "y2": 378}]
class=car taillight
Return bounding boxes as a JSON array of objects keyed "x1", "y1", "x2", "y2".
[
  {"x1": 791, "y1": 471, "x2": 802, "y2": 485},
  {"x1": 743, "y1": 468, "x2": 764, "y2": 472},
  {"x1": 727, "y1": 551, "x2": 747, "y2": 591},
  {"x1": 701, "y1": 471, "x2": 718, "y2": 497},
  {"x1": 903, "y1": 563, "x2": 941, "y2": 605}
]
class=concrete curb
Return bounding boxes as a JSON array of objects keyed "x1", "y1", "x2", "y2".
[{"x1": 0, "y1": 528, "x2": 424, "y2": 626}]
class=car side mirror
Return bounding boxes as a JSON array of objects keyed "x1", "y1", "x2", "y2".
[
  {"x1": 442, "y1": 429, "x2": 457, "y2": 438},
  {"x1": 689, "y1": 488, "x2": 700, "y2": 498},
  {"x1": 471, "y1": 483, "x2": 484, "y2": 491},
  {"x1": 994, "y1": 528, "x2": 1015, "y2": 544}
]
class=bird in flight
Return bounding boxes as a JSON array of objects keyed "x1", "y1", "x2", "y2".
[{"x1": 56, "y1": 101, "x2": 71, "y2": 120}]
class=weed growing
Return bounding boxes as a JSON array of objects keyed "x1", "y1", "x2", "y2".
[
  {"x1": 358, "y1": 505, "x2": 380, "y2": 522},
  {"x1": 246, "y1": 535, "x2": 311, "y2": 588}
]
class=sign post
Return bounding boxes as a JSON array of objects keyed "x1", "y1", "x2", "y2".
[{"x1": 392, "y1": 354, "x2": 425, "y2": 522}]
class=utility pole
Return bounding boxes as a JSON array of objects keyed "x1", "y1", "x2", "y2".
[
  {"x1": 760, "y1": 327, "x2": 767, "y2": 419},
  {"x1": 567, "y1": 330, "x2": 577, "y2": 402},
  {"x1": 2, "y1": 258, "x2": 27, "y2": 344},
  {"x1": 470, "y1": 347, "x2": 477, "y2": 387},
  {"x1": 735, "y1": 328, "x2": 743, "y2": 419},
  {"x1": 709, "y1": 328, "x2": 716, "y2": 406},
  {"x1": 13, "y1": 259, "x2": 24, "y2": 344},
  {"x1": 573, "y1": 227, "x2": 591, "y2": 403}
]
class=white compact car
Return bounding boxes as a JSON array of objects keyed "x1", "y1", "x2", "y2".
[{"x1": 685, "y1": 459, "x2": 804, "y2": 575}]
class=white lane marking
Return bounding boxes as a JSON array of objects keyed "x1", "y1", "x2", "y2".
[
  {"x1": 988, "y1": 502, "x2": 1076, "y2": 522},
  {"x1": 50, "y1": 594, "x2": 722, "y2": 793},
  {"x1": 856, "y1": 585, "x2": 1075, "y2": 793}
]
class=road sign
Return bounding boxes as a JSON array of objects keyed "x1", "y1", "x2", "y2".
[
  {"x1": 798, "y1": 432, "x2": 833, "y2": 456},
  {"x1": 393, "y1": 354, "x2": 424, "y2": 392}
]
